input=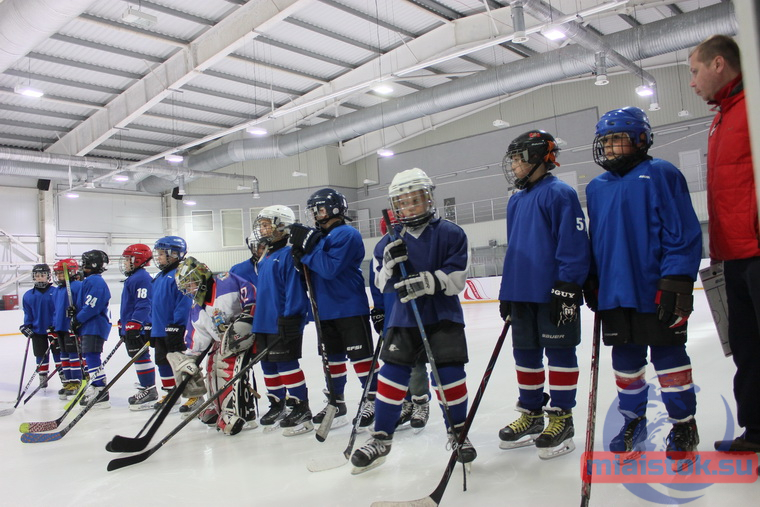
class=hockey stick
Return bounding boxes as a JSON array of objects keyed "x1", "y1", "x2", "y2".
[
  {"x1": 19, "y1": 339, "x2": 123, "y2": 433},
  {"x1": 11, "y1": 339, "x2": 55, "y2": 410},
  {"x1": 62, "y1": 338, "x2": 122, "y2": 411},
  {"x1": 23, "y1": 363, "x2": 63, "y2": 405},
  {"x1": 105, "y1": 342, "x2": 213, "y2": 453},
  {"x1": 371, "y1": 319, "x2": 511, "y2": 507},
  {"x1": 20, "y1": 342, "x2": 150, "y2": 443},
  {"x1": 308, "y1": 331, "x2": 384, "y2": 472},
  {"x1": 302, "y1": 266, "x2": 340, "y2": 443},
  {"x1": 380, "y1": 209, "x2": 458, "y2": 436},
  {"x1": 0, "y1": 337, "x2": 33, "y2": 417},
  {"x1": 107, "y1": 336, "x2": 282, "y2": 471},
  {"x1": 580, "y1": 313, "x2": 602, "y2": 507}
]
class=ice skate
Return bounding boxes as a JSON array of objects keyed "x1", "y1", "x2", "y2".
[
  {"x1": 351, "y1": 431, "x2": 392, "y2": 475},
  {"x1": 59, "y1": 380, "x2": 80, "y2": 400},
  {"x1": 261, "y1": 395, "x2": 288, "y2": 433},
  {"x1": 281, "y1": 398, "x2": 314, "y2": 436},
  {"x1": 179, "y1": 395, "x2": 203, "y2": 415},
  {"x1": 714, "y1": 433, "x2": 760, "y2": 452},
  {"x1": 128, "y1": 385, "x2": 158, "y2": 411},
  {"x1": 153, "y1": 391, "x2": 179, "y2": 413},
  {"x1": 499, "y1": 403, "x2": 544, "y2": 450},
  {"x1": 395, "y1": 399, "x2": 414, "y2": 431},
  {"x1": 666, "y1": 417, "x2": 699, "y2": 471},
  {"x1": 199, "y1": 406, "x2": 219, "y2": 426},
  {"x1": 38, "y1": 373, "x2": 48, "y2": 390},
  {"x1": 535, "y1": 408, "x2": 575, "y2": 460},
  {"x1": 410, "y1": 394, "x2": 429, "y2": 434},
  {"x1": 449, "y1": 424, "x2": 477, "y2": 469},
  {"x1": 312, "y1": 390, "x2": 348, "y2": 430},
  {"x1": 356, "y1": 393, "x2": 376, "y2": 431},
  {"x1": 79, "y1": 385, "x2": 110, "y2": 409},
  {"x1": 609, "y1": 415, "x2": 647, "y2": 463}
]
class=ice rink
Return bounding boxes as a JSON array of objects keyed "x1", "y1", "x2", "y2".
[{"x1": 0, "y1": 291, "x2": 757, "y2": 507}]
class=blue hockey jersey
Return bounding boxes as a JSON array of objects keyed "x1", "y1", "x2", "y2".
[
  {"x1": 75, "y1": 273, "x2": 111, "y2": 339},
  {"x1": 252, "y1": 244, "x2": 309, "y2": 335},
  {"x1": 586, "y1": 158, "x2": 702, "y2": 313},
  {"x1": 374, "y1": 218, "x2": 469, "y2": 328},
  {"x1": 300, "y1": 222, "x2": 369, "y2": 319},
  {"x1": 151, "y1": 267, "x2": 192, "y2": 338},
  {"x1": 186, "y1": 272, "x2": 256, "y2": 354},
  {"x1": 22, "y1": 285, "x2": 55, "y2": 334},
  {"x1": 120, "y1": 267, "x2": 152, "y2": 333},
  {"x1": 499, "y1": 174, "x2": 590, "y2": 303},
  {"x1": 230, "y1": 257, "x2": 258, "y2": 286},
  {"x1": 52, "y1": 280, "x2": 82, "y2": 333}
]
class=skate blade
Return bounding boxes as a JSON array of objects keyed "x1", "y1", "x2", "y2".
[
  {"x1": 499, "y1": 436, "x2": 538, "y2": 450},
  {"x1": 262, "y1": 422, "x2": 283, "y2": 433},
  {"x1": 538, "y1": 438, "x2": 576, "y2": 460},
  {"x1": 325, "y1": 416, "x2": 348, "y2": 430},
  {"x1": 395, "y1": 422, "x2": 412, "y2": 432},
  {"x1": 667, "y1": 452, "x2": 698, "y2": 472},
  {"x1": 412, "y1": 426, "x2": 427, "y2": 435},
  {"x1": 282, "y1": 420, "x2": 315, "y2": 437},
  {"x1": 128, "y1": 403, "x2": 156, "y2": 412},
  {"x1": 351, "y1": 456, "x2": 387, "y2": 475},
  {"x1": 615, "y1": 450, "x2": 644, "y2": 465}
]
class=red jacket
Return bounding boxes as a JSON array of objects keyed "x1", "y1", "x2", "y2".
[{"x1": 707, "y1": 74, "x2": 760, "y2": 261}]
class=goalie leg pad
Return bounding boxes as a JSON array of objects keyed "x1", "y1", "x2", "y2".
[{"x1": 215, "y1": 350, "x2": 257, "y2": 435}]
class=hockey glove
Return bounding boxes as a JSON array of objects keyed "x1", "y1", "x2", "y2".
[
  {"x1": 164, "y1": 324, "x2": 187, "y2": 352},
  {"x1": 291, "y1": 247, "x2": 305, "y2": 272},
  {"x1": 70, "y1": 316, "x2": 81, "y2": 336},
  {"x1": 582, "y1": 275, "x2": 599, "y2": 312},
  {"x1": 19, "y1": 325, "x2": 34, "y2": 339},
  {"x1": 66, "y1": 305, "x2": 77, "y2": 319},
  {"x1": 370, "y1": 308, "x2": 385, "y2": 334},
  {"x1": 549, "y1": 281, "x2": 583, "y2": 327},
  {"x1": 289, "y1": 223, "x2": 322, "y2": 255},
  {"x1": 655, "y1": 276, "x2": 694, "y2": 328},
  {"x1": 47, "y1": 326, "x2": 58, "y2": 343},
  {"x1": 394, "y1": 272, "x2": 441, "y2": 303},
  {"x1": 143, "y1": 324, "x2": 153, "y2": 347},
  {"x1": 382, "y1": 239, "x2": 408, "y2": 275},
  {"x1": 278, "y1": 315, "x2": 302, "y2": 344},
  {"x1": 499, "y1": 300, "x2": 511, "y2": 322}
]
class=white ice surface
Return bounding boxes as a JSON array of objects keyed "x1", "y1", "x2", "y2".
[{"x1": 0, "y1": 293, "x2": 755, "y2": 507}]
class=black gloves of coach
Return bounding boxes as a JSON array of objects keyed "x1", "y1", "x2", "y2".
[
  {"x1": 549, "y1": 281, "x2": 583, "y2": 327},
  {"x1": 655, "y1": 276, "x2": 694, "y2": 328},
  {"x1": 499, "y1": 300, "x2": 511, "y2": 322},
  {"x1": 165, "y1": 324, "x2": 186, "y2": 352},
  {"x1": 278, "y1": 315, "x2": 302, "y2": 344},
  {"x1": 370, "y1": 308, "x2": 385, "y2": 334},
  {"x1": 289, "y1": 223, "x2": 322, "y2": 255}
]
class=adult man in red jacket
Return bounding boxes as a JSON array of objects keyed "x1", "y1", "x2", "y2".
[{"x1": 690, "y1": 34, "x2": 760, "y2": 452}]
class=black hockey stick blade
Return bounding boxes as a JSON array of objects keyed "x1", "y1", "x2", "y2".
[
  {"x1": 315, "y1": 403, "x2": 338, "y2": 443},
  {"x1": 107, "y1": 446, "x2": 159, "y2": 471}
]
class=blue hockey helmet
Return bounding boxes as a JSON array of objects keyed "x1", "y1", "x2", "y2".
[
  {"x1": 593, "y1": 107, "x2": 653, "y2": 174},
  {"x1": 306, "y1": 188, "x2": 348, "y2": 225},
  {"x1": 153, "y1": 236, "x2": 187, "y2": 270}
]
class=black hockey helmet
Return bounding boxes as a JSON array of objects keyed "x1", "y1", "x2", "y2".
[
  {"x1": 32, "y1": 263, "x2": 51, "y2": 289},
  {"x1": 306, "y1": 188, "x2": 348, "y2": 225},
  {"x1": 502, "y1": 130, "x2": 560, "y2": 190},
  {"x1": 81, "y1": 250, "x2": 109, "y2": 276}
]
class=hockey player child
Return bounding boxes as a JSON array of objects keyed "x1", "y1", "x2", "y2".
[
  {"x1": 371, "y1": 212, "x2": 431, "y2": 433},
  {"x1": 52, "y1": 259, "x2": 84, "y2": 399},
  {"x1": 251, "y1": 206, "x2": 313, "y2": 435},
  {"x1": 289, "y1": 188, "x2": 378, "y2": 431},
  {"x1": 586, "y1": 107, "x2": 702, "y2": 463},
  {"x1": 71, "y1": 250, "x2": 112, "y2": 407},
  {"x1": 497, "y1": 130, "x2": 590, "y2": 459},
  {"x1": 175, "y1": 257, "x2": 257, "y2": 435},
  {"x1": 151, "y1": 236, "x2": 193, "y2": 411},
  {"x1": 351, "y1": 168, "x2": 475, "y2": 474},
  {"x1": 119, "y1": 244, "x2": 156, "y2": 410},
  {"x1": 230, "y1": 234, "x2": 266, "y2": 286},
  {"x1": 20, "y1": 264, "x2": 60, "y2": 390}
]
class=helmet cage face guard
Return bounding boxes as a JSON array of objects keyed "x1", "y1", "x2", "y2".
[
  {"x1": 32, "y1": 264, "x2": 51, "y2": 288},
  {"x1": 153, "y1": 236, "x2": 187, "y2": 270},
  {"x1": 253, "y1": 206, "x2": 294, "y2": 244},
  {"x1": 120, "y1": 244, "x2": 152, "y2": 275},
  {"x1": 176, "y1": 258, "x2": 212, "y2": 306},
  {"x1": 305, "y1": 189, "x2": 347, "y2": 226},
  {"x1": 53, "y1": 259, "x2": 79, "y2": 285},
  {"x1": 502, "y1": 133, "x2": 558, "y2": 190},
  {"x1": 389, "y1": 186, "x2": 435, "y2": 228},
  {"x1": 593, "y1": 108, "x2": 653, "y2": 174}
]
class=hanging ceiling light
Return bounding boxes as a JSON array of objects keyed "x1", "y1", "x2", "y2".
[
  {"x1": 636, "y1": 85, "x2": 654, "y2": 97},
  {"x1": 14, "y1": 84, "x2": 44, "y2": 98},
  {"x1": 165, "y1": 154, "x2": 184, "y2": 163},
  {"x1": 246, "y1": 126, "x2": 268, "y2": 136},
  {"x1": 511, "y1": 4, "x2": 529, "y2": 44},
  {"x1": 376, "y1": 149, "x2": 394, "y2": 157},
  {"x1": 122, "y1": 6, "x2": 157, "y2": 28},
  {"x1": 372, "y1": 84, "x2": 394, "y2": 95},
  {"x1": 540, "y1": 24, "x2": 567, "y2": 41}
]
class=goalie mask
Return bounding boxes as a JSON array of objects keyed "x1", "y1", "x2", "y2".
[
  {"x1": 53, "y1": 258, "x2": 79, "y2": 286},
  {"x1": 32, "y1": 263, "x2": 51, "y2": 289},
  {"x1": 120, "y1": 243, "x2": 152, "y2": 276},
  {"x1": 253, "y1": 205, "x2": 295, "y2": 245},
  {"x1": 592, "y1": 107, "x2": 653, "y2": 175},
  {"x1": 502, "y1": 130, "x2": 559, "y2": 190},
  {"x1": 388, "y1": 168, "x2": 436, "y2": 229},
  {"x1": 176, "y1": 256, "x2": 213, "y2": 306}
]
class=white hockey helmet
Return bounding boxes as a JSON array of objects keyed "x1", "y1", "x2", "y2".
[
  {"x1": 388, "y1": 168, "x2": 436, "y2": 228},
  {"x1": 253, "y1": 205, "x2": 296, "y2": 244}
]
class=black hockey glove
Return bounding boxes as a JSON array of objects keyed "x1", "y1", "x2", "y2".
[
  {"x1": 164, "y1": 324, "x2": 187, "y2": 352},
  {"x1": 382, "y1": 239, "x2": 408, "y2": 275},
  {"x1": 549, "y1": 281, "x2": 583, "y2": 327},
  {"x1": 394, "y1": 272, "x2": 441, "y2": 303},
  {"x1": 143, "y1": 323, "x2": 153, "y2": 347},
  {"x1": 19, "y1": 325, "x2": 34, "y2": 339},
  {"x1": 655, "y1": 276, "x2": 694, "y2": 328},
  {"x1": 370, "y1": 308, "x2": 385, "y2": 334},
  {"x1": 582, "y1": 275, "x2": 599, "y2": 312},
  {"x1": 291, "y1": 247, "x2": 305, "y2": 272},
  {"x1": 499, "y1": 300, "x2": 511, "y2": 322},
  {"x1": 278, "y1": 315, "x2": 302, "y2": 344},
  {"x1": 70, "y1": 316, "x2": 81, "y2": 336},
  {"x1": 289, "y1": 223, "x2": 322, "y2": 255},
  {"x1": 66, "y1": 305, "x2": 77, "y2": 319},
  {"x1": 47, "y1": 326, "x2": 58, "y2": 344}
]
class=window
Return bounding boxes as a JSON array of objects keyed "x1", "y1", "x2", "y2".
[
  {"x1": 221, "y1": 209, "x2": 244, "y2": 247},
  {"x1": 191, "y1": 210, "x2": 213, "y2": 232}
]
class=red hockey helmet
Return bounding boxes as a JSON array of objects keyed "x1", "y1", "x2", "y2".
[
  {"x1": 53, "y1": 258, "x2": 79, "y2": 285},
  {"x1": 121, "y1": 243, "x2": 152, "y2": 275}
]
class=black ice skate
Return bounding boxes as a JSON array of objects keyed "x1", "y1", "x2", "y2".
[
  {"x1": 714, "y1": 433, "x2": 760, "y2": 452},
  {"x1": 351, "y1": 431, "x2": 393, "y2": 475},
  {"x1": 499, "y1": 403, "x2": 544, "y2": 450},
  {"x1": 410, "y1": 394, "x2": 429, "y2": 433},
  {"x1": 357, "y1": 393, "x2": 376, "y2": 431},
  {"x1": 312, "y1": 390, "x2": 348, "y2": 429},
  {"x1": 535, "y1": 408, "x2": 575, "y2": 460},
  {"x1": 666, "y1": 417, "x2": 699, "y2": 471},
  {"x1": 39, "y1": 373, "x2": 48, "y2": 390},
  {"x1": 395, "y1": 399, "x2": 414, "y2": 431},
  {"x1": 79, "y1": 385, "x2": 110, "y2": 409},
  {"x1": 449, "y1": 424, "x2": 477, "y2": 465},
  {"x1": 281, "y1": 398, "x2": 314, "y2": 436},
  {"x1": 261, "y1": 394, "x2": 289, "y2": 433},
  {"x1": 609, "y1": 415, "x2": 647, "y2": 463},
  {"x1": 128, "y1": 385, "x2": 158, "y2": 412}
]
